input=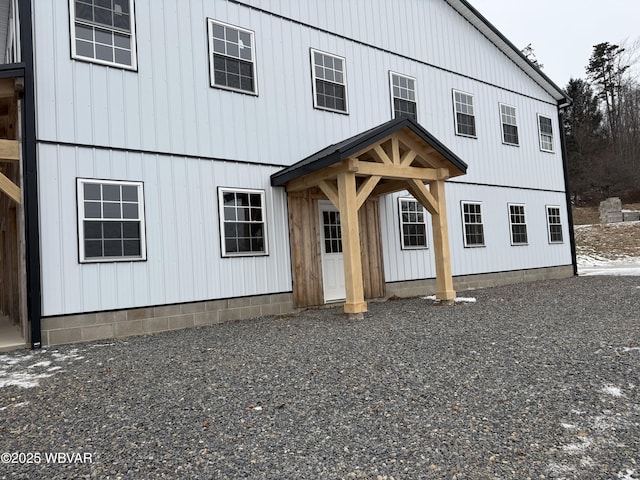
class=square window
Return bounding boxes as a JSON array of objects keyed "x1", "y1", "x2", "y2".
[
  {"x1": 453, "y1": 90, "x2": 476, "y2": 137},
  {"x1": 218, "y1": 188, "x2": 268, "y2": 257},
  {"x1": 461, "y1": 202, "x2": 485, "y2": 247},
  {"x1": 311, "y1": 49, "x2": 348, "y2": 114},
  {"x1": 208, "y1": 20, "x2": 257, "y2": 95},
  {"x1": 399, "y1": 198, "x2": 428, "y2": 249},
  {"x1": 77, "y1": 179, "x2": 146, "y2": 262},
  {"x1": 69, "y1": 0, "x2": 137, "y2": 69}
]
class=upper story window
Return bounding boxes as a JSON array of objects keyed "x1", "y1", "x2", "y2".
[
  {"x1": 538, "y1": 114, "x2": 554, "y2": 152},
  {"x1": 452, "y1": 90, "x2": 476, "y2": 137},
  {"x1": 69, "y1": 0, "x2": 137, "y2": 70},
  {"x1": 461, "y1": 201, "x2": 485, "y2": 247},
  {"x1": 390, "y1": 72, "x2": 417, "y2": 121},
  {"x1": 500, "y1": 103, "x2": 519, "y2": 146},
  {"x1": 208, "y1": 20, "x2": 257, "y2": 95},
  {"x1": 311, "y1": 49, "x2": 348, "y2": 114},
  {"x1": 508, "y1": 204, "x2": 528, "y2": 245},
  {"x1": 218, "y1": 188, "x2": 268, "y2": 257},
  {"x1": 77, "y1": 179, "x2": 146, "y2": 262},
  {"x1": 399, "y1": 198, "x2": 428, "y2": 249},
  {"x1": 546, "y1": 206, "x2": 564, "y2": 243}
]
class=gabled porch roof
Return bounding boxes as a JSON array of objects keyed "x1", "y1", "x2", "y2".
[{"x1": 270, "y1": 117, "x2": 467, "y2": 187}]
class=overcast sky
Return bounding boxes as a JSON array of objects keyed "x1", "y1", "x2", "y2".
[{"x1": 470, "y1": 0, "x2": 640, "y2": 89}]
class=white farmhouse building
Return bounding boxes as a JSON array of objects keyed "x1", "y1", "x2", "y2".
[{"x1": 0, "y1": 0, "x2": 575, "y2": 349}]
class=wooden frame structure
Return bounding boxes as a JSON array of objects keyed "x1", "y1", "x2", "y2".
[{"x1": 272, "y1": 117, "x2": 467, "y2": 315}]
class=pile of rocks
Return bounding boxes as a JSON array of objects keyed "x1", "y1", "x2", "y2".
[{"x1": 599, "y1": 197, "x2": 640, "y2": 223}]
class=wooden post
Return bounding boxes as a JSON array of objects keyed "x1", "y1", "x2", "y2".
[
  {"x1": 337, "y1": 170, "x2": 367, "y2": 315},
  {"x1": 430, "y1": 180, "x2": 456, "y2": 301}
]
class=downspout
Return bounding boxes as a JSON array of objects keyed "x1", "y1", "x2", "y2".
[
  {"x1": 557, "y1": 104, "x2": 578, "y2": 276},
  {"x1": 19, "y1": 0, "x2": 42, "y2": 348}
]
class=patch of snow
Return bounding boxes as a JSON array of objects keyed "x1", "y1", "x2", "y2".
[
  {"x1": 562, "y1": 437, "x2": 592, "y2": 454},
  {"x1": 622, "y1": 347, "x2": 640, "y2": 353},
  {"x1": 422, "y1": 295, "x2": 477, "y2": 303},
  {"x1": 618, "y1": 469, "x2": 638, "y2": 480},
  {"x1": 560, "y1": 423, "x2": 576, "y2": 429},
  {"x1": 28, "y1": 361, "x2": 51, "y2": 369},
  {"x1": 0, "y1": 371, "x2": 52, "y2": 389},
  {"x1": 602, "y1": 385, "x2": 623, "y2": 397}
]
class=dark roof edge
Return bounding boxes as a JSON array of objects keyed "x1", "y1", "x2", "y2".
[
  {"x1": 454, "y1": 0, "x2": 571, "y2": 107},
  {"x1": 271, "y1": 117, "x2": 468, "y2": 187}
]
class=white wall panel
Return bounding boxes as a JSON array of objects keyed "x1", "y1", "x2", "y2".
[
  {"x1": 32, "y1": 0, "x2": 564, "y2": 190},
  {"x1": 380, "y1": 185, "x2": 573, "y2": 283},
  {"x1": 37, "y1": 144, "x2": 293, "y2": 316}
]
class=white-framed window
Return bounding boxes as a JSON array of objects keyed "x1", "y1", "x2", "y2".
[
  {"x1": 546, "y1": 206, "x2": 564, "y2": 244},
  {"x1": 69, "y1": 0, "x2": 137, "y2": 70},
  {"x1": 310, "y1": 48, "x2": 348, "y2": 114},
  {"x1": 77, "y1": 179, "x2": 146, "y2": 262},
  {"x1": 208, "y1": 19, "x2": 257, "y2": 95},
  {"x1": 537, "y1": 114, "x2": 554, "y2": 152},
  {"x1": 500, "y1": 103, "x2": 519, "y2": 146},
  {"x1": 398, "y1": 198, "x2": 428, "y2": 249},
  {"x1": 390, "y1": 72, "x2": 417, "y2": 121},
  {"x1": 218, "y1": 188, "x2": 268, "y2": 257},
  {"x1": 508, "y1": 204, "x2": 528, "y2": 245},
  {"x1": 461, "y1": 201, "x2": 485, "y2": 247},
  {"x1": 453, "y1": 89, "x2": 476, "y2": 137}
]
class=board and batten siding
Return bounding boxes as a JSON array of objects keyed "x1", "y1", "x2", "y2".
[
  {"x1": 32, "y1": 0, "x2": 564, "y2": 191},
  {"x1": 380, "y1": 184, "x2": 572, "y2": 283},
  {"x1": 37, "y1": 144, "x2": 292, "y2": 317}
]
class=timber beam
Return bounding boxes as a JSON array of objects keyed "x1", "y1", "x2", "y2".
[
  {"x1": 0, "y1": 139, "x2": 20, "y2": 162},
  {"x1": 0, "y1": 170, "x2": 21, "y2": 204}
]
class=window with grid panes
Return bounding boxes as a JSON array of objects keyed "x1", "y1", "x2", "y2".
[
  {"x1": 508, "y1": 204, "x2": 528, "y2": 245},
  {"x1": 77, "y1": 179, "x2": 146, "y2": 262},
  {"x1": 546, "y1": 206, "x2": 564, "y2": 243},
  {"x1": 538, "y1": 114, "x2": 554, "y2": 152},
  {"x1": 453, "y1": 90, "x2": 476, "y2": 137},
  {"x1": 219, "y1": 188, "x2": 267, "y2": 256},
  {"x1": 311, "y1": 49, "x2": 348, "y2": 113},
  {"x1": 70, "y1": 0, "x2": 137, "y2": 69},
  {"x1": 500, "y1": 104, "x2": 519, "y2": 145},
  {"x1": 399, "y1": 198, "x2": 428, "y2": 249},
  {"x1": 390, "y1": 72, "x2": 417, "y2": 121},
  {"x1": 208, "y1": 20, "x2": 257, "y2": 94},
  {"x1": 461, "y1": 202, "x2": 485, "y2": 247}
]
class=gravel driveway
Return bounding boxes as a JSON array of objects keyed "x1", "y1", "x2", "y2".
[{"x1": 1, "y1": 276, "x2": 639, "y2": 479}]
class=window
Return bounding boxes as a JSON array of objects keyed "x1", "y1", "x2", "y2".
[
  {"x1": 500, "y1": 103, "x2": 519, "y2": 145},
  {"x1": 546, "y1": 206, "x2": 564, "y2": 243},
  {"x1": 69, "y1": 0, "x2": 137, "y2": 69},
  {"x1": 399, "y1": 198, "x2": 428, "y2": 249},
  {"x1": 538, "y1": 114, "x2": 554, "y2": 152},
  {"x1": 311, "y1": 49, "x2": 348, "y2": 113},
  {"x1": 390, "y1": 72, "x2": 417, "y2": 121},
  {"x1": 461, "y1": 202, "x2": 485, "y2": 247},
  {"x1": 453, "y1": 90, "x2": 476, "y2": 137},
  {"x1": 77, "y1": 179, "x2": 146, "y2": 262},
  {"x1": 218, "y1": 188, "x2": 267, "y2": 256},
  {"x1": 208, "y1": 20, "x2": 257, "y2": 95},
  {"x1": 508, "y1": 204, "x2": 528, "y2": 245}
]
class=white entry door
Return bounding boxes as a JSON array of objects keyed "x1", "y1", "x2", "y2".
[{"x1": 318, "y1": 201, "x2": 345, "y2": 302}]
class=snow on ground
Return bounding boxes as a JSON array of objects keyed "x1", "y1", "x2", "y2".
[
  {"x1": 578, "y1": 255, "x2": 640, "y2": 276},
  {"x1": 422, "y1": 295, "x2": 477, "y2": 303}
]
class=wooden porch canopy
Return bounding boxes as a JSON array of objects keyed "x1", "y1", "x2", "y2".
[{"x1": 271, "y1": 117, "x2": 468, "y2": 315}]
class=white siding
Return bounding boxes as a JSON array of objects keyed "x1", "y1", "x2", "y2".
[
  {"x1": 37, "y1": 144, "x2": 292, "y2": 316},
  {"x1": 381, "y1": 184, "x2": 573, "y2": 282},
  {"x1": 32, "y1": 0, "x2": 564, "y2": 192}
]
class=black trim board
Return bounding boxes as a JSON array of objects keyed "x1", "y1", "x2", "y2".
[
  {"x1": 558, "y1": 110, "x2": 578, "y2": 275},
  {"x1": 19, "y1": 0, "x2": 42, "y2": 349}
]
